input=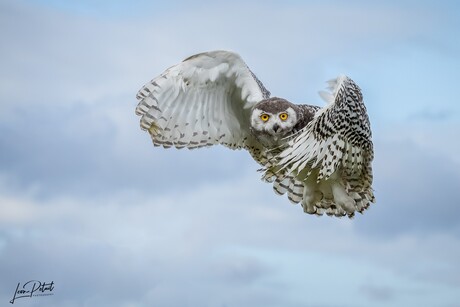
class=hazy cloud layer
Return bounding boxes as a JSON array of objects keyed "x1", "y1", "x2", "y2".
[
  {"x1": 1, "y1": 0, "x2": 459, "y2": 306},
  {"x1": 1, "y1": 178, "x2": 460, "y2": 306}
]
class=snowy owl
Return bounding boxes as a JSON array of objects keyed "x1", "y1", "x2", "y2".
[{"x1": 135, "y1": 50, "x2": 375, "y2": 217}]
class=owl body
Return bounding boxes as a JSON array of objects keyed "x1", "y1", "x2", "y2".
[{"x1": 135, "y1": 50, "x2": 375, "y2": 218}]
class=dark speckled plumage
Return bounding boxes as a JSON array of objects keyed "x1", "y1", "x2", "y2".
[{"x1": 294, "y1": 104, "x2": 320, "y2": 132}]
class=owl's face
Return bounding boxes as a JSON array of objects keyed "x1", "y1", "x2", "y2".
[{"x1": 250, "y1": 98, "x2": 299, "y2": 143}]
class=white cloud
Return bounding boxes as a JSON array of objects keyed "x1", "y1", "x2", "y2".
[
  {"x1": 1, "y1": 172, "x2": 460, "y2": 306},
  {"x1": 0, "y1": 0, "x2": 438, "y2": 113},
  {"x1": 1, "y1": 0, "x2": 460, "y2": 306},
  {"x1": 380, "y1": 120, "x2": 460, "y2": 166}
]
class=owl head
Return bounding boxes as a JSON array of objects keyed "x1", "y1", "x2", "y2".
[{"x1": 250, "y1": 97, "x2": 299, "y2": 144}]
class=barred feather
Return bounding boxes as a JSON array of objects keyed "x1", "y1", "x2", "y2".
[{"x1": 264, "y1": 75, "x2": 375, "y2": 217}]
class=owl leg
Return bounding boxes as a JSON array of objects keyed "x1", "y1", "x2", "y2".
[
  {"x1": 301, "y1": 181, "x2": 323, "y2": 214},
  {"x1": 330, "y1": 180, "x2": 356, "y2": 214}
]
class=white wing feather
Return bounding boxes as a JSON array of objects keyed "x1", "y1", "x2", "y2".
[{"x1": 135, "y1": 50, "x2": 270, "y2": 149}]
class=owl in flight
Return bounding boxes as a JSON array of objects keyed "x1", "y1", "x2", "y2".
[{"x1": 136, "y1": 50, "x2": 375, "y2": 217}]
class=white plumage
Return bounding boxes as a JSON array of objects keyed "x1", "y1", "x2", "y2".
[{"x1": 136, "y1": 50, "x2": 375, "y2": 218}]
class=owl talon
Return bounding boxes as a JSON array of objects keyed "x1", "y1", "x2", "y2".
[
  {"x1": 302, "y1": 203, "x2": 316, "y2": 214},
  {"x1": 301, "y1": 190, "x2": 323, "y2": 215},
  {"x1": 331, "y1": 181, "x2": 356, "y2": 214},
  {"x1": 340, "y1": 199, "x2": 356, "y2": 214}
]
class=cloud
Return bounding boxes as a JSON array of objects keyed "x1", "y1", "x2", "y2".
[
  {"x1": 354, "y1": 138, "x2": 460, "y2": 238},
  {"x1": 0, "y1": 99, "x2": 256, "y2": 199},
  {"x1": 1, "y1": 174, "x2": 460, "y2": 306},
  {"x1": 360, "y1": 283, "x2": 395, "y2": 302},
  {"x1": 0, "y1": 0, "x2": 441, "y2": 112},
  {"x1": 1, "y1": 0, "x2": 455, "y2": 198},
  {"x1": 1, "y1": 1, "x2": 460, "y2": 306}
]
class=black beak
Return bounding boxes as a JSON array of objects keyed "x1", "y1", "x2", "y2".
[{"x1": 273, "y1": 124, "x2": 280, "y2": 133}]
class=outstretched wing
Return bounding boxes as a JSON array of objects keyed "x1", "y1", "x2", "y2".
[
  {"x1": 278, "y1": 75, "x2": 373, "y2": 181},
  {"x1": 135, "y1": 50, "x2": 270, "y2": 149},
  {"x1": 266, "y1": 75, "x2": 375, "y2": 217}
]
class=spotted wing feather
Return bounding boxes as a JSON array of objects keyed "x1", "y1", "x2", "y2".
[{"x1": 266, "y1": 75, "x2": 375, "y2": 217}]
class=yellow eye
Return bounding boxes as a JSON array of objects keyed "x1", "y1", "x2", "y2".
[
  {"x1": 260, "y1": 114, "x2": 270, "y2": 122},
  {"x1": 279, "y1": 113, "x2": 288, "y2": 121}
]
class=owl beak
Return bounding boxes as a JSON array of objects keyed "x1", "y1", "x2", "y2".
[{"x1": 272, "y1": 124, "x2": 280, "y2": 133}]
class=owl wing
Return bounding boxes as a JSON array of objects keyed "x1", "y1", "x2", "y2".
[
  {"x1": 135, "y1": 50, "x2": 270, "y2": 150},
  {"x1": 265, "y1": 75, "x2": 375, "y2": 217}
]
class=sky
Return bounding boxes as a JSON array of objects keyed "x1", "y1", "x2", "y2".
[{"x1": 0, "y1": 0, "x2": 459, "y2": 306}]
